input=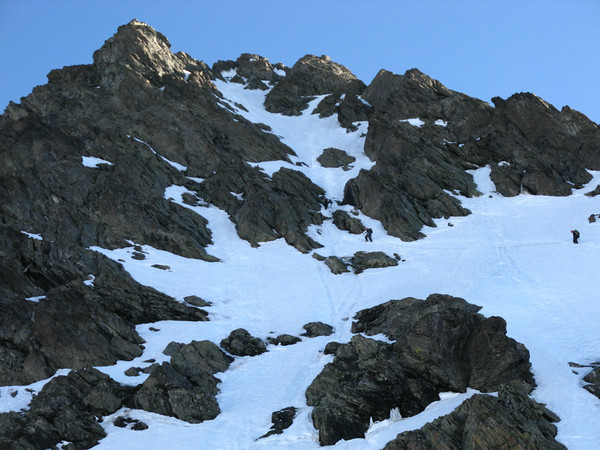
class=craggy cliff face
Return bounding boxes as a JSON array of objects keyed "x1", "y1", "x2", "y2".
[{"x1": 1, "y1": 19, "x2": 597, "y2": 449}]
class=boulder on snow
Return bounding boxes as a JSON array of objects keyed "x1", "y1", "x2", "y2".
[
  {"x1": 324, "y1": 256, "x2": 351, "y2": 274},
  {"x1": 130, "y1": 340, "x2": 233, "y2": 423},
  {"x1": 331, "y1": 210, "x2": 365, "y2": 234},
  {"x1": 301, "y1": 322, "x2": 334, "y2": 338},
  {"x1": 220, "y1": 328, "x2": 267, "y2": 356},
  {"x1": 317, "y1": 147, "x2": 356, "y2": 169},
  {"x1": 306, "y1": 294, "x2": 535, "y2": 445},
  {"x1": 259, "y1": 406, "x2": 299, "y2": 439},
  {"x1": 184, "y1": 295, "x2": 212, "y2": 307},
  {"x1": 351, "y1": 251, "x2": 398, "y2": 273},
  {"x1": 267, "y1": 334, "x2": 302, "y2": 346}
]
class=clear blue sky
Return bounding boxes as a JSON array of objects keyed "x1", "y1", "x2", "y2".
[{"x1": 1, "y1": 0, "x2": 599, "y2": 123}]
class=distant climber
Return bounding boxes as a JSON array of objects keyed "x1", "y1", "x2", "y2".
[
  {"x1": 364, "y1": 228, "x2": 373, "y2": 242},
  {"x1": 571, "y1": 229, "x2": 580, "y2": 244},
  {"x1": 322, "y1": 198, "x2": 332, "y2": 209}
]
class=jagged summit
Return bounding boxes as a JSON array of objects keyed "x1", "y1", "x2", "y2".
[
  {"x1": 264, "y1": 53, "x2": 366, "y2": 116},
  {"x1": 92, "y1": 19, "x2": 210, "y2": 90}
]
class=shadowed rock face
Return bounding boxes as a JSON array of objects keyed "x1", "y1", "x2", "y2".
[
  {"x1": 0, "y1": 20, "x2": 335, "y2": 385},
  {"x1": 0, "y1": 341, "x2": 233, "y2": 448},
  {"x1": 264, "y1": 54, "x2": 366, "y2": 116},
  {"x1": 220, "y1": 328, "x2": 267, "y2": 357},
  {"x1": 306, "y1": 294, "x2": 535, "y2": 446},
  {"x1": 130, "y1": 340, "x2": 233, "y2": 423},
  {"x1": 0, "y1": 368, "x2": 131, "y2": 449},
  {"x1": 383, "y1": 384, "x2": 566, "y2": 450},
  {"x1": 0, "y1": 225, "x2": 207, "y2": 386},
  {"x1": 343, "y1": 68, "x2": 600, "y2": 240}
]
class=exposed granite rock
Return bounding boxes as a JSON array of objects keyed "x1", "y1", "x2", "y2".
[
  {"x1": 113, "y1": 415, "x2": 148, "y2": 431},
  {"x1": 212, "y1": 53, "x2": 286, "y2": 89},
  {"x1": 312, "y1": 252, "x2": 327, "y2": 261},
  {"x1": 184, "y1": 295, "x2": 211, "y2": 307},
  {"x1": 233, "y1": 168, "x2": 325, "y2": 253},
  {"x1": 264, "y1": 54, "x2": 366, "y2": 116},
  {"x1": 306, "y1": 294, "x2": 535, "y2": 445},
  {"x1": 130, "y1": 340, "x2": 233, "y2": 422},
  {"x1": 0, "y1": 226, "x2": 207, "y2": 386},
  {"x1": 302, "y1": 322, "x2": 334, "y2": 338},
  {"x1": 383, "y1": 384, "x2": 565, "y2": 450},
  {"x1": 317, "y1": 147, "x2": 356, "y2": 169},
  {"x1": 324, "y1": 256, "x2": 351, "y2": 274},
  {"x1": 583, "y1": 365, "x2": 600, "y2": 398},
  {"x1": 220, "y1": 329, "x2": 267, "y2": 356},
  {"x1": 344, "y1": 68, "x2": 600, "y2": 241},
  {"x1": 352, "y1": 294, "x2": 534, "y2": 392},
  {"x1": 313, "y1": 92, "x2": 373, "y2": 130},
  {"x1": 0, "y1": 20, "x2": 330, "y2": 387},
  {"x1": 351, "y1": 251, "x2": 398, "y2": 274},
  {"x1": 331, "y1": 210, "x2": 365, "y2": 234},
  {"x1": 259, "y1": 406, "x2": 298, "y2": 439},
  {"x1": 0, "y1": 368, "x2": 130, "y2": 449},
  {"x1": 267, "y1": 334, "x2": 302, "y2": 346}
]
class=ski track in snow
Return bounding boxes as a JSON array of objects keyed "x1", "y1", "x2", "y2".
[{"x1": 5, "y1": 75, "x2": 600, "y2": 449}]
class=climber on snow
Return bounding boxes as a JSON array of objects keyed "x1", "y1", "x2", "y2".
[
  {"x1": 571, "y1": 229, "x2": 580, "y2": 244},
  {"x1": 364, "y1": 227, "x2": 373, "y2": 242}
]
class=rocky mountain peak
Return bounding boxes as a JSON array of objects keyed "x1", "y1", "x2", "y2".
[
  {"x1": 264, "y1": 53, "x2": 366, "y2": 115},
  {"x1": 362, "y1": 68, "x2": 464, "y2": 119},
  {"x1": 92, "y1": 19, "x2": 185, "y2": 90}
]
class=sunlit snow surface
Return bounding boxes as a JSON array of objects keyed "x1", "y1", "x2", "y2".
[
  {"x1": 5, "y1": 77, "x2": 600, "y2": 449},
  {"x1": 82, "y1": 156, "x2": 114, "y2": 168}
]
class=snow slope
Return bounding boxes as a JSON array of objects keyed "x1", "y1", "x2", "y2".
[{"x1": 5, "y1": 76, "x2": 600, "y2": 449}]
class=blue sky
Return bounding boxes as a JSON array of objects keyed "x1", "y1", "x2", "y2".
[{"x1": 1, "y1": 0, "x2": 599, "y2": 123}]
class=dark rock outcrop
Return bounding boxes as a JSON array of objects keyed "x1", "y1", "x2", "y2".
[
  {"x1": 267, "y1": 334, "x2": 301, "y2": 346},
  {"x1": 351, "y1": 251, "x2": 398, "y2": 274},
  {"x1": 583, "y1": 364, "x2": 600, "y2": 398},
  {"x1": 324, "y1": 256, "x2": 351, "y2": 274},
  {"x1": 233, "y1": 168, "x2": 326, "y2": 253},
  {"x1": 0, "y1": 368, "x2": 130, "y2": 449},
  {"x1": 0, "y1": 20, "x2": 330, "y2": 387},
  {"x1": 212, "y1": 53, "x2": 286, "y2": 90},
  {"x1": 220, "y1": 329, "x2": 267, "y2": 356},
  {"x1": 331, "y1": 210, "x2": 364, "y2": 234},
  {"x1": 317, "y1": 147, "x2": 356, "y2": 169},
  {"x1": 259, "y1": 406, "x2": 298, "y2": 439},
  {"x1": 343, "y1": 69, "x2": 600, "y2": 241},
  {"x1": 264, "y1": 54, "x2": 366, "y2": 116},
  {"x1": 383, "y1": 384, "x2": 565, "y2": 450},
  {"x1": 585, "y1": 186, "x2": 600, "y2": 197},
  {"x1": 130, "y1": 340, "x2": 233, "y2": 422},
  {"x1": 184, "y1": 295, "x2": 212, "y2": 307},
  {"x1": 301, "y1": 322, "x2": 334, "y2": 338},
  {"x1": 306, "y1": 294, "x2": 535, "y2": 445},
  {"x1": 0, "y1": 226, "x2": 207, "y2": 386},
  {"x1": 352, "y1": 294, "x2": 534, "y2": 392}
]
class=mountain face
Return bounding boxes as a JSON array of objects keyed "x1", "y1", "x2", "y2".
[{"x1": 1, "y1": 19, "x2": 598, "y2": 449}]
